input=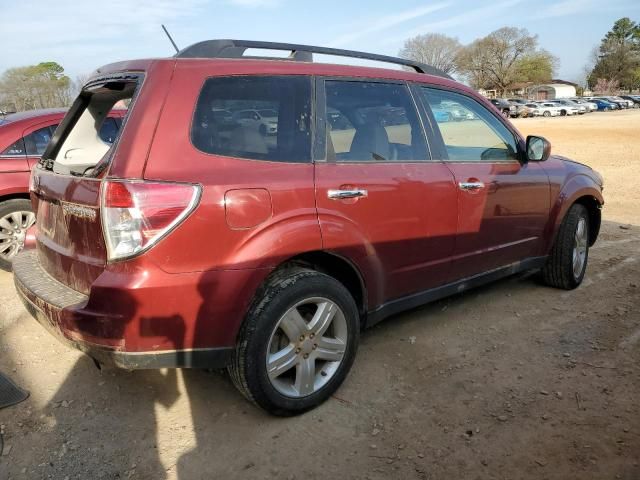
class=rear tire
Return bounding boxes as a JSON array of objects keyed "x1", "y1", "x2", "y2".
[
  {"x1": 543, "y1": 111, "x2": 551, "y2": 117},
  {"x1": 229, "y1": 267, "x2": 360, "y2": 416},
  {"x1": 541, "y1": 204, "x2": 590, "y2": 290},
  {"x1": 0, "y1": 199, "x2": 35, "y2": 272}
]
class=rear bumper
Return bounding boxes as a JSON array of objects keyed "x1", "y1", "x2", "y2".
[{"x1": 13, "y1": 250, "x2": 235, "y2": 369}]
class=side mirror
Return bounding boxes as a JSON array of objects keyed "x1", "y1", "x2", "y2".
[{"x1": 526, "y1": 135, "x2": 551, "y2": 162}]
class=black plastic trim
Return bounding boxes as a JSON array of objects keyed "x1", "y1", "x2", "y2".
[{"x1": 365, "y1": 256, "x2": 547, "y2": 328}]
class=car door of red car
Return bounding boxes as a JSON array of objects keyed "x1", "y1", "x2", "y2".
[
  {"x1": 22, "y1": 121, "x2": 59, "y2": 169},
  {"x1": 314, "y1": 78, "x2": 458, "y2": 309},
  {"x1": 417, "y1": 87, "x2": 550, "y2": 280}
]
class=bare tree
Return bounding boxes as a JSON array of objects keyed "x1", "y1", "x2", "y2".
[
  {"x1": 456, "y1": 27, "x2": 556, "y2": 95},
  {"x1": 399, "y1": 33, "x2": 462, "y2": 74}
]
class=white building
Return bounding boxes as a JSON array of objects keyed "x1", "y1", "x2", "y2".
[{"x1": 529, "y1": 81, "x2": 577, "y2": 100}]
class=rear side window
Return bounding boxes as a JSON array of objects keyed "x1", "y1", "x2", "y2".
[
  {"x1": 1, "y1": 138, "x2": 26, "y2": 156},
  {"x1": 323, "y1": 80, "x2": 428, "y2": 162},
  {"x1": 192, "y1": 76, "x2": 312, "y2": 162}
]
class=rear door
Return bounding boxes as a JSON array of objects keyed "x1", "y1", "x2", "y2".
[
  {"x1": 23, "y1": 122, "x2": 58, "y2": 169},
  {"x1": 314, "y1": 78, "x2": 457, "y2": 307},
  {"x1": 417, "y1": 87, "x2": 550, "y2": 280}
]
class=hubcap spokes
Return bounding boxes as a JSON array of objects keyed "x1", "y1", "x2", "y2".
[
  {"x1": 0, "y1": 211, "x2": 35, "y2": 262},
  {"x1": 266, "y1": 297, "x2": 347, "y2": 398},
  {"x1": 572, "y1": 217, "x2": 588, "y2": 279}
]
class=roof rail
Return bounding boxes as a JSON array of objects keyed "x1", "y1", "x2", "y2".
[{"x1": 175, "y1": 39, "x2": 453, "y2": 79}]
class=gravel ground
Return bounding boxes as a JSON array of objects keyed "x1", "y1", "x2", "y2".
[{"x1": 0, "y1": 110, "x2": 638, "y2": 480}]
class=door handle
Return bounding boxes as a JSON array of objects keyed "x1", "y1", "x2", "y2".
[
  {"x1": 327, "y1": 189, "x2": 368, "y2": 200},
  {"x1": 458, "y1": 181, "x2": 485, "y2": 191}
]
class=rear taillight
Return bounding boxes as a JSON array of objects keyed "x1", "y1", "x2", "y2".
[{"x1": 101, "y1": 180, "x2": 201, "y2": 261}]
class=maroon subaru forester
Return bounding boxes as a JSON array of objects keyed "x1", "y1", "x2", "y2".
[{"x1": 13, "y1": 40, "x2": 604, "y2": 415}]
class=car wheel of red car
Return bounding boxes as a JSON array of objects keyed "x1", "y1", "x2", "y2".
[
  {"x1": 542, "y1": 204, "x2": 590, "y2": 290},
  {"x1": 229, "y1": 267, "x2": 359, "y2": 416},
  {"x1": 0, "y1": 199, "x2": 35, "y2": 272}
]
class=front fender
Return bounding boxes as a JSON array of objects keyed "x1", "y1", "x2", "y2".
[{"x1": 542, "y1": 173, "x2": 603, "y2": 254}]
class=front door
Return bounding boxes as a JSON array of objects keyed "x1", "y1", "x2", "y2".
[
  {"x1": 417, "y1": 87, "x2": 550, "y2": 280},
  {"x1": 314, "y1": 79, "x2": 458, "y2": 308}
]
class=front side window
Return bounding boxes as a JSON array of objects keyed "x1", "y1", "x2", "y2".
[
  {"x1": 420, "y1": 88, "x2": 519, "y2": 162},
  {"x1": 323, "y1": 80, "x2": 428, "y2": 162},
  {"x1": 192, "y1": 76, "x2": 312, "y2": 163}
]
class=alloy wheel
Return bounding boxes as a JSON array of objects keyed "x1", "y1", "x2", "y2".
[
  {"x1": 266, "y1": 297, "x2": 348, "y2": 398},
  {"x1": 572, "y1": 217, "x2": 588, "y2": 280},
  {"x1": 0, "y1": 211, "x2": 35, "y2": 263}
]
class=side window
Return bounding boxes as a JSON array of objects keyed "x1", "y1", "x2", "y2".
[
  {"x1": 192, "y1": 76, "x2": 312, "y2": 162},
  {"x1": 324, "y1": 80, "x2": 428, "y2": 162},
  {"x1": 420, "y1": 88, "x2": 519, "y2": 161},
  {"x1": 1, "y1": 138, "x2": 26, "y2": 156},
  {"x1": 24, "y1": 125, "x2": 57, "y2": 156}
]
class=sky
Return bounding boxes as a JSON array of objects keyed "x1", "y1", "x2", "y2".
[{"x1": 1, "y1": 0, "x2": 639, "y2": 85}]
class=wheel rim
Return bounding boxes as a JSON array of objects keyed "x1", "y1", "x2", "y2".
[
  {"x1": 572, "y1": 217, "x2": 588, "y2": 280},
  {"x1": 266, "y1": 297, "x2": 348, "y2": 398},
  {"x1": 0, "y1": 210, "x2": 35, "y2": 263}
]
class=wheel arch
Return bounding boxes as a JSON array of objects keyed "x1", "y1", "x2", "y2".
[
  {"x1": 544, "y1": 178, "x2": 603, "y2": 254},
  {"x1": 284, "y1": 250, "x2": 367, "y2": 319}
]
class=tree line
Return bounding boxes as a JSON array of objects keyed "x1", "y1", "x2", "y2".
[
  {"x1": 400, "y1": 18, "x2": 639, "y2": 95},
  {"x1": 0, "y1": 62, "x2": 81, "y2": 113}
]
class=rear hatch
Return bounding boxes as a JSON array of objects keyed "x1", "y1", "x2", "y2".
[{"x1": 31, "y1": 71, "x2": 146, "y2": 294}]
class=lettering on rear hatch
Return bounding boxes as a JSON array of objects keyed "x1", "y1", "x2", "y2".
[{"x1": 62, "y1": 203, "x2": 97, "y2": 220}]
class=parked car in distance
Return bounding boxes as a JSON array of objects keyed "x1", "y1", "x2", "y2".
[
  {"x1": 523, "y1": 103, "x2": 545, "y2": 116},
  {"x1": 13, "y1": 40, "x2": 604, "y2": 416},
  {"x1": 489, "y1": 98, "x2": 517, "y2": 118},
  {"x1": 535, "y1": 102, "x2": 564, "y2": 117},
  {"x1": 588, "y1": 98, "x2": 618, "y2": 111},
  {"x1": 0, "y1": 108, "x2": 125, "y2": 270},
  {"x1": 619, "y1": 95, "x2": 640, "y2": 108},
  {"x1": 570, "y1": 98, "x2": 598, "y2": 112},
  {"x1": 232, "y1": 108, "x2": 278, "y2": 135},
  {"x1": 592, "y1": 96, "x2": 627, "y2": 109},
  {"x1": 548, "y1": 100, "x2": 580, "y2": 116}
]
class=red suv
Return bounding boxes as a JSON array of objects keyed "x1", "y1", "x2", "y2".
[
  {"x1": 13, "y1": 40, "x2": 604, "y2": 415},
  {"x1": 0, "y1": 108, "x2": 125, "y2": 270}
]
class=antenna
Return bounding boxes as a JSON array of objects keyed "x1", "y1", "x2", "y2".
[{"x1": 161, "y1": 24, "x2": 179, "y2": 54}]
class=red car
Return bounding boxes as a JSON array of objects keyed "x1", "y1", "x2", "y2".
[
  {"x1": 0, "y1": 108, "x2": 125, "y2": 270},
  {"x1": 13, "y1": 40, "x2": 604, "y2": 415}
]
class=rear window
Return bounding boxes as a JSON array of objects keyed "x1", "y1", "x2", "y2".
[
  {"x1": 191, "y1": 76, "x2": 312, "y2": 163},
  {"x1": 44, "y1": 77, "x2": 139, "y2": 176}
]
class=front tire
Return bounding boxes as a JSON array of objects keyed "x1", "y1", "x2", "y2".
[
  {"x1": 229, "y1": 268, "x2": 360, "y2": 416},
  {"x1": 543, "y1": 111, "x2": 551, "y2": 117},
  {"x1": 541, "y1": 204, "x2": 590, "y2": 290},
  {"x1": 0, "y1": 199, "x2": 35, "y2": 272}
]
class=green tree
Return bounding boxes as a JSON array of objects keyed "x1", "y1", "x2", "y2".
[
  {"x1": 456, "y1": 27, "x2": 556, "y2": 94},
  {"x1": 0, "y1": 61, "x2": 72, "y2": 112},
  {"x1": 588, "y1": 18, "x2": 640, "y2": 91}
]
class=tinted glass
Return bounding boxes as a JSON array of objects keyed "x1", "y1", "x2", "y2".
[
  {"x1": 24, "y1": 125, "x2": 57, "y2": 156},
  {"x1": 1, "y1": 138, "x2": 26, "y2": 156},
  {"x1": 192, "y1": 76, "x2": 312, "y2": 162},
  {"x1": 324, "y1": 80, "x2": 428, "y2": 162},
  {"x1": 420, "y1": 88, "x2": 519, "y2": 162}
]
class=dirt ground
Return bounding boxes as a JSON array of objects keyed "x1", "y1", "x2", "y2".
[{"x1": 0, "y1": 110, "x2": 639, "y2": 480}]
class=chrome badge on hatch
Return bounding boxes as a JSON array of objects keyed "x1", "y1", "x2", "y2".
[{"x1": 62, "y1": 203, "x2": 97, "y2": 220}]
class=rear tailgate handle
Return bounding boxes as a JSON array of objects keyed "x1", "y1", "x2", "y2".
[{"x1": 327, "y1": 189, "x2": 368, "y2": 200}]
